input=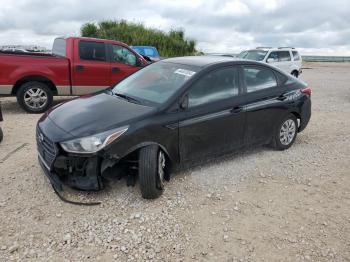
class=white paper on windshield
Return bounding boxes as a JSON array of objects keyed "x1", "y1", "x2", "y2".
[{"x1": 174, "y1": 69, "x2": 196, "y2": 77}]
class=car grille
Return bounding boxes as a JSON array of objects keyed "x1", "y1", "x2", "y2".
[{"x1": 36, "y1": 127, "x2": 57, "y2": 170}]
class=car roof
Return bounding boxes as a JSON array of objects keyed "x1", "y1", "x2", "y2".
[
  {"x1": 60, "y1": 36, "x2": 129, "y2": 47},
  {"x1": 247, "y1": 48, "x2": 298, "y2": 52},
  {"x1": 163, "y1": 56, "x2": 244, "y2": 67}
]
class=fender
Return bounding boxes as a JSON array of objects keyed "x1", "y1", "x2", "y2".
[
  {"x1": 8, "y1": 57, "x2": 71, "y2": 89},
  {"x1": 108, "y1": 141, "x2": 175, "y2": 164},
  {"x1": 10, "y1": 68, "x2": 58, "y2": 87}
]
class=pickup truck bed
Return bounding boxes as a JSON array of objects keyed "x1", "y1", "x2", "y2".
[
  {"x1": 0, "y1": 37, "x2": 147, "y2": 113},
  {"x1": 0, "y1": 52, "x2": 70, "y2": 95}
]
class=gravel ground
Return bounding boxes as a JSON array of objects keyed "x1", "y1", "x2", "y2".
[{"x1": 0, "y1": 62, "x2": 349, "y2": 262}]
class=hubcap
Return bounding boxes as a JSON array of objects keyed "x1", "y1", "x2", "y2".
[
  {"x1": 24, "y1": 87, "x2": 48, "y2": 110},
  {"x1": 279, "y1": 119, "x2": 296, "y2": 145},
  {"x1": 157, "y1": 150, "x2": 166, "y2": 189}
]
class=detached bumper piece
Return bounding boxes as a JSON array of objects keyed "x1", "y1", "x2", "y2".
[{"x1": 38, "y1": 155, "x2": 101, "y2": 206}]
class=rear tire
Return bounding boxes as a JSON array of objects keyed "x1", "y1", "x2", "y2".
[
  {"x1": 138, "y1": 145, "x2": 165, "y2": 199},
  {"x1": 16, "y1": 81, "x2": 53, "y2": 113},
  {"x1": 271, "y1": 114, "x2": 298, "y2": 150}
]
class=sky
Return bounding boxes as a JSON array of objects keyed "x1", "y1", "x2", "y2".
[{"x1": 0, "y1": 0, "x2": 350, "y2": 55}]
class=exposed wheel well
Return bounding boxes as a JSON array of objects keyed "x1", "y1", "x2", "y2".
[
  {"x1": 119, "y1": 143, "x2": 174, "y2": 172},
  {"x1": 12, "y1": 76, "x2": 57, "y2": 95}
]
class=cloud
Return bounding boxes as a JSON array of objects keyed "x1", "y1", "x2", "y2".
[{"x1": 0, "y1": 0, "x2": 349, "y2": 55}]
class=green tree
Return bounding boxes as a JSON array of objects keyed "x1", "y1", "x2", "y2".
[{"x1": 80, "y1": 20, "x2": 197, "y2": 57}]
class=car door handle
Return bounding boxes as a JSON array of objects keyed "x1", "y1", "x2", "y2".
[
  {"x1": 76, "y1": 65, "x2": 85, "y2": 72},
  {"x1": 231, "y1": 106, "x2": 243, "y2": 114},
  {"x1": 112, "y1": 67, "x2": 120, "y2": 73}
]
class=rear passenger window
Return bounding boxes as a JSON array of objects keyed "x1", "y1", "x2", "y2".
[
  {"x1": 188, "y1": 67, "x2": 239, "y2": 107},
  {"x1": 292, "y1": 51, "x2": 301, "y2": 61},
  {"x1": 79, "y1": 41, "x2": 106, "y2": 61},
  {"x1": 278, "y1": 51, "x2": 291, "y2": 61},
  {"x1": 243, "y1": 67, "x2": 277, "y2": 93}
]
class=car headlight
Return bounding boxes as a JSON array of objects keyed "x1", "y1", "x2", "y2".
[{"x1": 60, "y1": 126, "x2": 128, "y2": 154}]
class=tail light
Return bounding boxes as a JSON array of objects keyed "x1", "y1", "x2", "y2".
[{"x1": 301, "y1": 87, "x2": 312, "y2": 96}]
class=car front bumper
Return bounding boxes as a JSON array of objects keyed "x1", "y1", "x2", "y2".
[
  {"x1": 38, "y1": 152, "x2": 105, "y2": 191},
  {"x1": 38, "y1": 153, "x2": 63, "y2": 191},
  {"x1": 36, "y1": 124, "x2": 105, "y2": 191}
]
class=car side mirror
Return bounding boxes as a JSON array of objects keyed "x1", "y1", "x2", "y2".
[
  {"x1": 179, "y1": 95, "x2": 189, "y2": 110},
  {"x1": 136, "y1": 58, "x2": 144, "y2": 67},
  {"x1": 142, "y1": 55, "x2": 153, "y2": 62},
  {"x1": 267, "y1": 58, "x2": 275, "y2": 63}
]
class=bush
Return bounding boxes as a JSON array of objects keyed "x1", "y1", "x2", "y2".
[{"x1": 80, "y1": 20, "x2": 198, "y2": 57}]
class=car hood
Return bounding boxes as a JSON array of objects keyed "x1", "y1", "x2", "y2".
[{"x1": 46, "y1": 92, "x2": 155, "y2": 138}]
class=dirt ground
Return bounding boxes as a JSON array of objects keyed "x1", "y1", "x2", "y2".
[{"x1": 0, "y1": 62, "x2": 349, "y2": 262}]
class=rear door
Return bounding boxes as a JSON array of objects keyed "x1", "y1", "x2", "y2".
[
  {"x1": 179, "y1": 66, "x2": 246, "y2": 161},
  {"x1": 292, "y1": 51, "x2": 302, "y2": 69},
  {"x1": 277, "y1": 51, "x2": 292, "y2": 73},
  {"x1": 71, "y1": 40, "x2": 111, "y2": 95},
  {"x1": 241, "y1": 65, "x2": 289, "y2": 145},
  {"x1": 267, "y1": 51, "x2": 292, "y2": 74},
  {"x1": 109, "y1": 44, "x2": 142, "y2": 86}
]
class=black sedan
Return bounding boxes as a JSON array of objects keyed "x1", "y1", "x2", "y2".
[{"x1": 36, "y1": 56, "x2": 311, "y2": 199}]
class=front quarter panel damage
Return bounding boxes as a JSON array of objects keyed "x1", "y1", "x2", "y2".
[{"x1": 54, "y1": 155, "x2": 104, "y2": 190}]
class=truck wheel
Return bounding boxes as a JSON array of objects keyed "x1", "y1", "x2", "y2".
[
  {"x1": 138, "y1": 145, "x2": 166, "y2": 199},
  {"x1": 292, "y1": 71, "x2": 299, "y2": 78},
  {"x1": 0, "y1": 128, "x2": 3, "y2": 143},
  {"x1": 17, "y1": 81, "x2": 53, "y2": 113},
  {"x1": 271, "y1": 114, "x2": 298, "y2": 150}
]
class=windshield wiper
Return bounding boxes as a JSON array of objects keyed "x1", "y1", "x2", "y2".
[{"x1": 113, "y1": 92, "x2": 141, "y2": 104}]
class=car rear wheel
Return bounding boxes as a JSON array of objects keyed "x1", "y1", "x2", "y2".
[
  {"x1": 139, "y1": 145, "x2": 166, "y2": 199},
  {"x1": 271, "y1": 114, "x2": 298, "y2": 150},
  {"x1": 17, "y1": 81, "x2": 53, "y2": 113}
]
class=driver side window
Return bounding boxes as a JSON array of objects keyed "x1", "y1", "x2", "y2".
[
  {"x1": 188, "y1": 67, "x2": 239, "y2": 108},
  {"x1": 112, "y1": 45, "x2": 137, "y2": 66}
]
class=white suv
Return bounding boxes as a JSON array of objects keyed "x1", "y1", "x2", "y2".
[{"x1": 238, "y1": 47, "x2": 302, "y2": 77}]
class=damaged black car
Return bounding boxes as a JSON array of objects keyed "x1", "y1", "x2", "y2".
[{"x1": 37, "y1": 56, "x2": 311, "y2": 199}]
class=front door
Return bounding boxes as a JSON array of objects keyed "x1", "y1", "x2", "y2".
[
  {"x1": 109, "y1": 44, "x2": 142, "y2": 86},
  {"x1": 71, "y1": 40, "x2": 111, "y2": 95},
  {"x1": 179, "y1": 66, "x2": 246, "y2": 161}
]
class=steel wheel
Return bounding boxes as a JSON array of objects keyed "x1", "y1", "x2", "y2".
[
  {"x1": 279, "y1": 119, "x2": 296, "y2": 146},
  {"x1": 24, "y1": 87, "x2": 48, "y2": 110}
]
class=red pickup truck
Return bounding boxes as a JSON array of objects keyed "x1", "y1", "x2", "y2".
[{"x1": 0, "y1": 37, "x2": 148, "y2": 113}]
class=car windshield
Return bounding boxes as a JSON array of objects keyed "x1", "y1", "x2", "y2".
[
  {"x1": 132, "y1": 47, "x2": 159, "y2": 58},
  {"x1": 112, "y1": 61, "x2": 199, "y2": 105},
  {"x1": 239, "y1": 50, "x2": 267, "y2": 61}
]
